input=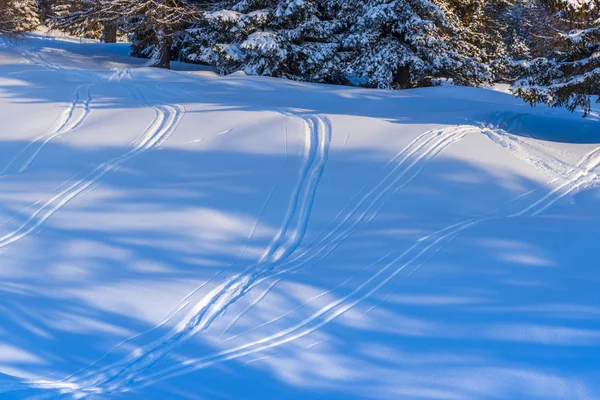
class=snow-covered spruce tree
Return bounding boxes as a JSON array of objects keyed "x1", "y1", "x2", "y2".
[
  {"x1": 333, "y1": 0, "x2": 494, "y2": 89},
  {"x1": 37, "y1": 0, "x2": 53, "y2": 23},
  {"x1": 513, "y1": 0, "x2": 600, "y2": 114},
  {"x1": 0, "y1": 0, "x2": 16, "y2": 34},
  {"x1": 503, "y1": 0, "x2": 536, "y2": 60},
  {"x1": 0, "y1": 0, "x2": 40, "y2": 34},
  {"x1": 129, "y1": 23, "x2": 157, "y2": 59},
  {"x1": 181, "y1": 0, "x2": 346, "y2": 83},
  {"x1": 46, "y1": 0, "x2": 106, "y2": 40},
  {"x1": 450, "y1": 0, "x2": 533, "y2": 81},
  {"x1": 52, "y1": 0, "x2": 209, "y2": 67},
  {"x1": 182, "y1": 0, "x2": 518, "y2": 88},
  {"x1": 15, "y1": 0, "x2": 40, "y2": 31}
]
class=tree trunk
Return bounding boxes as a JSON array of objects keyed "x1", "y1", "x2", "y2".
[
  {"x1": 150, "y1": 32, "x2": 172, "y2": 69},
  {"x1": 102, "y1": 24, "x2": 117, "y2": 43},
  {"x1": 394, "y1": 65, "x2": 411, "y2": 89}
]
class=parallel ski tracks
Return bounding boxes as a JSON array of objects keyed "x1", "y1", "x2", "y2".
[
  {"x1": 514, "y1": 141, "x2": 600, "y2": 216},
  {"x1": 117, "y1": 125, "x2": 600, "y2": 392},
  {"x1": 1, "y1": 84, "x2": 94, "y2": 175},
  {"x1": 1, "y1": 66, "x2": 137, "y2": 177},
  {"x1": 44, "y1": 123, "x2": 473, "y2": 397},
  {"x1": 16, "y1": 115, "x2": 600, "y2": 397},
  {"x1": 0, "y1": 84, "x2": 184, "y2": 251},
  {"x1": 206, "y1": 125, "x2": 475, "y2": 336},
  {"x1": 482, "y1": 113, "x2": 600, "y2": 215},
  {"x1": 57, "y1": 113, "x2": 332, "y2": 395}
]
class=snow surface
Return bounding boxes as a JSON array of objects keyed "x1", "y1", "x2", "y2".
[{"x1": 1, "y1": 34, "x2": 600, "y2": 400}]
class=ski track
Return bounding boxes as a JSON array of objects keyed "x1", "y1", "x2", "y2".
[
  {"x1": 1, "y1": 84, "x2": 93, "y2": 175},
  {"x1": 206, "y1": 125, "x2": 475, "y2": 334},
  {"x1": 52, "y1": 270, "x2": 224, "y2": 391},
  {"x1": 110, "y1": 68, "x2": 133, "y2": 83},
  {"x1": 482, "y1": 112, "x2": 600, "y2": 215},
  {"x1": 9, "y1": 108, "x2": 600, "y2": 397},
  {"x1": 206, "y1": 125, "x2": 475, "y2": 336},
  {"x1": 219, "y1": 278, "x2": 354, "y2": 345},
  {"x1": 0, "y1": 84, "x2": 183, "y2": 252},
  {"x1": 216, "y1": 278, "x2": 284, "y2": 343},
  {"x1": 45, "y1": 113, "x2": 332, "y2": 396},
  {"x1": 515, "y1": 144, "x2": 600, "y2": 215},
  {"x1": 118, "y1": 127, "x2": 600, "y2": 392},
  {"x1": 83, "y1": 122, "x2": 600, "y2": 393},
  {"x1": 1, "y1": 67, "x2": 134, "y2": 181},
  {"x1": 29, "y1": 123, "x2": 471, "y2": 397}
]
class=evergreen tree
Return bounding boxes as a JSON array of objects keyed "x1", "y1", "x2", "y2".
[
  {"x1": 15, "y1": 0, "x2": 40, "y2": 31},
  {"x1": 27, "y1": 0, "x2": 600, "y2": 116},
  {"x1": 334, "y1": 0, "x2": 495, "y2": 89},
  {"x1": 181, "y1": 0, "x2": 345, "y2": 83},
  {"x1": 0, "y1": 0, "x2": 40, "y2": 34},
  {"x1": 513, "y1": 0, "x2": 600, "y2": 114},
  {"x1": 181, "y1": 0, "x2": 515, "y2": 88},
  {"x1": 453, "y1": 0, "x2": 531, "y2": 81},
  {"x1": 47, "y1": 0, "x2": 105, "y2": 39},
  {"x1": 50, "y1": 0, "x2": 209, "y2": 67}
]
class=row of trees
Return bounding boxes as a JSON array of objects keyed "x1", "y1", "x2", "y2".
[{"x1": 1, "y1": 0, "x2": 598, "y2": 114}]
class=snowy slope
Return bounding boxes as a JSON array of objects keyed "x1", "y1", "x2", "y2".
[{"x1": 1, "y1": 34, "x2": 600, "y2": 400}]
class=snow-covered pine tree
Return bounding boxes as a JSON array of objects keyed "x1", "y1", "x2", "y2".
[
  {"x1": 513, "y1": 0, "x2": 600, "y2": 114},
  {"x1": 0, "y1": 0, "x2": 16, "y2": 34},
  {"x1": 245, "y1": 0, "x2": 344, "y2": 82},
  {"x1": 503, "y1": 0, "x2": 535, "y2": 60},
  {"x1": 334, "y1": 0, "x2": 493, "y2": 89},
  {"x1": 47, "y1": 0, "x2": 105, "y2": 40},
  {"x1": 15, "y1": 0, "x2": 40, "y2": 31},
  {"x1": 51, "y1": 0, "x2": 209, "y2": 67},
  {"x1": 37, "y1": 0, "x2": 53, "y2": 23},
  {"x1": 112, "y1": 0, "x2": 191, "y2": 67},
  {"x1": 450, "y1": 0, "x2": 532, "y2": 81},
  {"x1": 182, "y1": 0, "x2": 514, "y2": 88},
  {"x1": 0, "y1": 0, "x2": 40, "y2": 34},
  {"x1": 181, "y1": 0, "x2": 345, "y2": 83}
]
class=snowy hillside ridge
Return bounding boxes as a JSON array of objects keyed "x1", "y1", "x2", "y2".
[{"x1": 1, "y1": 34, "x2": 600, "y2": 400}]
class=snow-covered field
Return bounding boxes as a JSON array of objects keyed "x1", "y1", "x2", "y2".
[{"x1": 1, "y1": 34, "x2": 600, "y2": 400}]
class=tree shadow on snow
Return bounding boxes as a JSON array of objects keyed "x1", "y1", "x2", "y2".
[
  {"x1": 0, "y1": 138, "x2": 598, "y2": 399},
  {"x1": 1, "y1": 35, "x2": 600, "y2": 399}
]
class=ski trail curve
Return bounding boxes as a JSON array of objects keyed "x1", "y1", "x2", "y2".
[
  {"x1": 480, "y1": 115, "x2": 600, "y2": 216},
  {"x1": 286, "y1": 126, "x2": 473, "y2": 265},
  {"x1": 515, "y1": 144, "x2": 600, "y2": 216},
  {"x1": 119, "y1": 125, "x2": 600, "y2": 391},
  {"x1": 117, "y1": 219, "x2": 485, "y2": 391},
  {"x1": 211, "y1": 125, "x2": 474, "y2": 339},
  {"x1": 26, "y1": 120, "x2": 600, "y2": 397},
  {"x1": 0, "y1": 85, "x2": 183, "y2": 251},
  {"x1": 212, "y1": 125, "x2": 474, "y2": 339},
  {"x1": 59, "y1": 113, "x2": 331, "y2": 395},
  {"x1": 481, "y1": 121, "x2": 574, "y2": 181},
  {"x1": 50, "y1": 123, "x2": 469, "y2": 397},
  {"x1": 1, "y1": 84, "x2": 94, "y2": 175}
]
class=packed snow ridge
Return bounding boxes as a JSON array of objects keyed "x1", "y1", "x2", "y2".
[{"x1": 0, "y1": 34, "x2": 599, "y2": 400}]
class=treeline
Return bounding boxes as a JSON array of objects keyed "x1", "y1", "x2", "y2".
[{"x1": 1, "y1": 0, "x2": 599, "y2": 114}]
